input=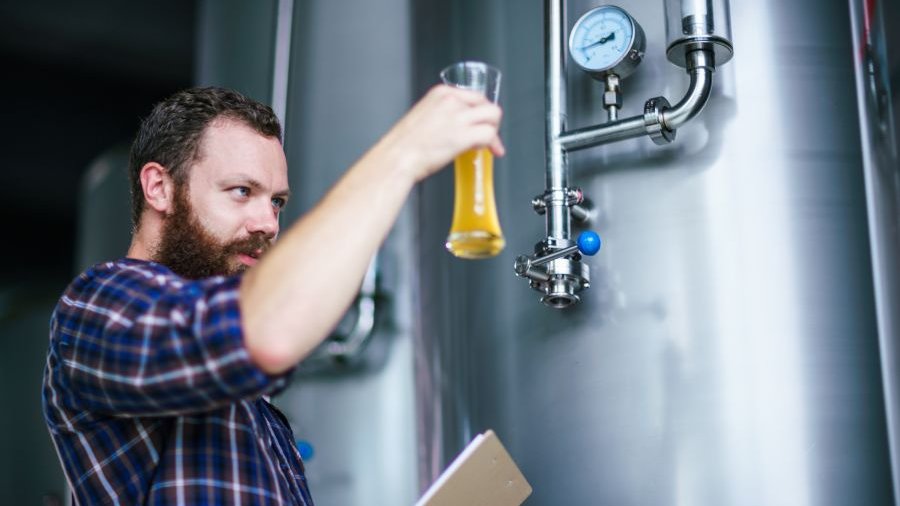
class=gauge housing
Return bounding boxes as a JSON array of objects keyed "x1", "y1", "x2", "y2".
[{"x1": 568, "y1": 5, "x2": 646, "y2": 80}]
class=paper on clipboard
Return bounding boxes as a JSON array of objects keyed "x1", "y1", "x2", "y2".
[{"x1": 415, "y1": 430, "x2": 532, "y2": 506}]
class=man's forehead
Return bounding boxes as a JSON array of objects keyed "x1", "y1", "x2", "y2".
[
  {"x1": 193, "y1": 121, "x2": 289, "y2": 188},
  {"x1": 197, "y1": 118, "x2": 282, "y2": 157}
]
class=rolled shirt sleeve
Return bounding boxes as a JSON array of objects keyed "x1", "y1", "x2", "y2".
[{"x1": 50, "y1": 259, "x2": 291, "y2": 417}]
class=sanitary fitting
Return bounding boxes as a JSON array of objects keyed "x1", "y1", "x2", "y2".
[
  {"x1": 532, "y1": 187, "x2": 591, "y2": 223},
  {"x1": 644, "y1": 96, "x2": 675, "y2": 144},
  {"x1": 514, "y1": 231, "x2": 601, "y2": 308}
]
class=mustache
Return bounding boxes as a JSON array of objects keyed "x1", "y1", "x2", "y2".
[{"x1": 223, "y1": 234, "x2": 273, "y2": 256}]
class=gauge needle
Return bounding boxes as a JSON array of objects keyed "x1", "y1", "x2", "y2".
[{"x1": 580, "y1": 32, "x2": 616, "y2": 50}]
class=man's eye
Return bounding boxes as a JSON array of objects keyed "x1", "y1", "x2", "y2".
[
  {"x1": 231, "y1": 187, "x2": 251, "y2": 198},
  {"x1": 272, "y1": 197, "x2": 286, "y2": 210}
]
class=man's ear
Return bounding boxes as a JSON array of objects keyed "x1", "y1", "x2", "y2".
[{"x1": 140, "y1": 162, "x2": 176, "y2": 214}]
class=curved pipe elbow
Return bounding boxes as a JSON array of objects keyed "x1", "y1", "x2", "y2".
[
  {"x1": 661, "y1": 49, "x2": 715, "y2": 131},
  {"x1": 661, "y1": 65, "x2": 713, "y2": 131}
]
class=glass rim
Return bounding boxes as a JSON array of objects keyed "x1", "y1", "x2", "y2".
[{"x1": 439, "y1": 61, "x2": 502, "y2": 81}]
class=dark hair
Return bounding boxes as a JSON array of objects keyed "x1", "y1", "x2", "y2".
[{"x1": 128, "y1": 87, "x2": 282, "y2": 229}]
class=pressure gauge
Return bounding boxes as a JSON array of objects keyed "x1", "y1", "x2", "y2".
[{"x1": 568, "y1": 5, "x2": 646, "y2": 80}]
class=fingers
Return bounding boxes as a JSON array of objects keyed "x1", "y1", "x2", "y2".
[
  {"x1": 459, "y1": 124, "x2": 505, "y2": 157},
  {"x1": 459, "y1": 102, "x2": 503, "y2": 129},
  {"x1": 490, "y1": 136, "x2": 506, "y2": 157},
  {"x1": 427, "y1": 84, "x2": 492, "y2": 106},
  {"x1": 388, "y1": 84, "x2": 506, "y2": 181},
  {"x1": 459, "y1": 105, "x2": 504, "y2": 157},
  {"x1": 440, "y1": 90, "x2": 503, "y2": 155}
]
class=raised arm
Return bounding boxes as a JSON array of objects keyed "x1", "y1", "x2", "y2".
[{"x1": 240, "y1": 84, "x2": 504, "y2": 374}]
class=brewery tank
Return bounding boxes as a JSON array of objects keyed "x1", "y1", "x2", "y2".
[{"x1": 411, "y1": 0, "x2": 896, "y2": 504}]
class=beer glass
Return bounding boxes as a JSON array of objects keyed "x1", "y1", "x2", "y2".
[{"x1": 440, "y1": 61, "x2": 505, "y2": 259}]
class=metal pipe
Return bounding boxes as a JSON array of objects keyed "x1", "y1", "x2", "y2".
[
  {"x1": 557, "y1": 48, "x2": 715, "y2": 152},
  {"x1": 607, "y1": 107, "x2": 618, "y2": 121},
  {"x1": 271, "y1": 0, "x2": 295, "y2": 127},
  {"x1": 661, "y1": 49, "x2": 714, "y2": 130},
  {"x1": 559, "y1": 115, "x2": 648, "y2": 151},
  {"x1": 570, "y1": 203, "x2": 591, "y2": 223},
  {"x1": 545, "y1": 0, "x2": 570, "y2": 240}
]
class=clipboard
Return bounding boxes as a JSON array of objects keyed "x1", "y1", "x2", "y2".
[{"x1": 415, "y1": 430, "x2": 533, "y2": 506}]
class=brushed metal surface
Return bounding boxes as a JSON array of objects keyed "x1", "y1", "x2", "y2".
[
  {"x1": 850, "y1": 0, "x2": 900, "y2": 499},
  {"x1": 412, "y1": 0, "x2": 895, "y2": 504}
]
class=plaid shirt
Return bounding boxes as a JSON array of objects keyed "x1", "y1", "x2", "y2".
[{"x1": 42, "y1": 258, "x2": 314, "y2": 505}]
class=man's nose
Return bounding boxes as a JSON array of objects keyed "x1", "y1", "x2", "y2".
[{"x1": 247, "y1": 203, "x2": 279, "y2": 238}]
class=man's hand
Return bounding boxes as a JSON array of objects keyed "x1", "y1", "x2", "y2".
[{"x1": 379, "y1": 84, "x2": 505, "y2": 183}]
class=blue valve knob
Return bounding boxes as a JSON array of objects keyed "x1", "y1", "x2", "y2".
[{"x1": 577, "y1": 231, "x2": 601, "y2": 256}]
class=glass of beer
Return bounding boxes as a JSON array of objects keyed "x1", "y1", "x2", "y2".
[{"x1": 440, "y1": 61, "x2": 505, "y2": 259}]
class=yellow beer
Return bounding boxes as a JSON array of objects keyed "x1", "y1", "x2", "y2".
[{"x1": 445, "y1": 147, "x2": 505, "y2": 258}]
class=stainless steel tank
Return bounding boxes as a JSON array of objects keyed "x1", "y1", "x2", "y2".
[
  {"x1": 274, "y1": 1, "x2": 420, "y2": 505},
  {"x1": 411, "y1": 0, "x2": 896, "y2": 504},
  {"x1": 851, "y1": 0, "x2": 900, "y2": 500}
]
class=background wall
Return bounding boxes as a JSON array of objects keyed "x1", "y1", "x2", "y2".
[{"x1": 0, "y1": 1, "x2": 196, "y2": 503}]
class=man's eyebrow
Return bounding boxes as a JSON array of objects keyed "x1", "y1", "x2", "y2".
[{"x1": 221, "y1": 174, "x2": 291, "y2": 198}]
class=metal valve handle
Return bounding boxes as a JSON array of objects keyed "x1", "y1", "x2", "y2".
[
  {"x1": 535, "y1": 230, "x2": 601, "y2": 265},
  {"x1": 514, "y1": 231, "x2": 601, "y2": 280}
]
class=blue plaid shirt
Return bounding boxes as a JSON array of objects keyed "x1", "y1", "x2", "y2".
[{"x1": 42, "y1": 258, "x2": 314, "y2": 505}]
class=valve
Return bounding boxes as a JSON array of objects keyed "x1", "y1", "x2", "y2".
[{"x1": 514, "y1": 231, "x2": 601, "y2": 308}]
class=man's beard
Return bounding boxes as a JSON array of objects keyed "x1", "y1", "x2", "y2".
[{"x1": 154, "y1": 188, "x2": 272, "y2": 279}]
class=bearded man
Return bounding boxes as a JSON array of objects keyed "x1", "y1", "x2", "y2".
[{"x1": 42, "y1": 86, "x2": 503, "y2": 505}]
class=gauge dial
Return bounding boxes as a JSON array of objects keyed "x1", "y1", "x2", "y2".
[{"x1": 569, "y1": 5, "x2": 645, "y2": 79}]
